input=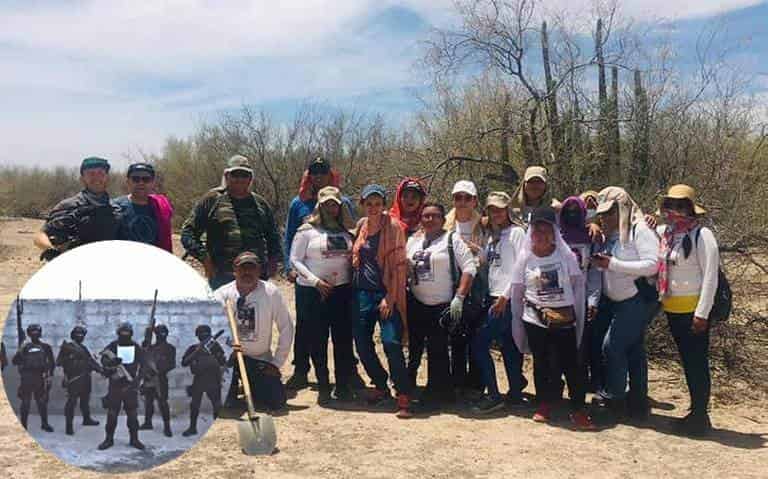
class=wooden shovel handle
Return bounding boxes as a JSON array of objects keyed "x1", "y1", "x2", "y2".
[{"x1": 225, "y1": 298, "x2": 258, "y2": 420}]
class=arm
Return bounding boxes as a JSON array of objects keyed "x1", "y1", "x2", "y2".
[
  {"x1": 33, "y1": 231, "x2": 55, "y2": 251},
  {"x1": 12, "y1": 347, "x2": 23, "y2": 366},
  {"x1": 164, "y1": 345, "x2": 177, "y2": 374},
  {"x1": 271, "y1": 291, "x2": 295, "y2": 369},
  {"x1": 180, "y1": 196, "x2": 212, "y2": 263},
  {"x1": 181, "y1": 346, "x2": 197, "y2": 367},
  {"x1": 694, "y1": 228, "x2": 720, "y2": 319},
  {"x1": 608, "y1": 224, "x2": 659, "y2": 277},
  {"x1": 290, "y1": 229, "x2": 321, "y2": 286},
  {"x1": 46, "y1": 345, "x2": 55, "y2": 376},
  {"x1": 283, "y1": 200, "x2": 300, "y2": 272},
  {"x1": 586, "y1": 248, "x2": 603, "y2": 309},
  {"x1": 260, "y1": 199, "x2": 283, "y2": 267}
]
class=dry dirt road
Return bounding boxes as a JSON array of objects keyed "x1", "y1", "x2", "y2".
[{"x1": 1, "y1": 218, "x2": 766, "y2": 479}]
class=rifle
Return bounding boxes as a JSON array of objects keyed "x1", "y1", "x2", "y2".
[
  {"x1": 194, "y1": 329, "x2": 225, "y2": 356},
  {"x1": 16, "y1": 296, "x2": 24, "y2": 347},
  {"x1": 141, "y1": 290, "x2": 160, "y2": 390},
  {"x1": 99, "y1": 349, "x2": 134, "y2": 384}
]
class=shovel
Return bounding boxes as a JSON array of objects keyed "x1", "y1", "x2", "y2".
[{"x1": 225, "y1": 299, "x2": 278, "y2": 455}]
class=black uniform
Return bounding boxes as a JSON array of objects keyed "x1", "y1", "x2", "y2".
[
  {"x1": 181, "y1": 326, "x2": 226, "y2": 436},
  {"x1": 98, "y1": 323, "x2": 146, "y2": 451},
  {"x1": 12, "y1": 327, "x2": 55, "y2": 432},
  {"x1": 56, "y1": 326, "x2": 101, "y2": 435},
  {"x1": 140, "y1": 325, "x2": 176, "y2": 437}
]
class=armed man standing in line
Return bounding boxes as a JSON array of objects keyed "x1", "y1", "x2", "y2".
[
  {"x1": 12, "y1": 324, "x2": 55, "y2": 432},
  {"x1": 139, "y1": 324, "x2": 176, "y2": 437},
  {"x1": 181, "y1": 155, "x2": 283, "y2": 289},
  {"x1": 181, "y1": 325, "x2": 227, "y2": 437},
  {"x1": 33, "y1": 157, "x2": 122, "y2": 261},
  {"x1": 56, "y1": 325, "x2": 102, "y2": 435},
  {"x1": 98, "y1": 322, "x2": 147, "y2": 451}
]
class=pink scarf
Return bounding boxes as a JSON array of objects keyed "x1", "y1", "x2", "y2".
[
  {"x1": 657, "y1": 212, "x2": 698, "y2": 296},
  {"x1": 148, "y1": 194, "x2": 174, "y2": 253}
]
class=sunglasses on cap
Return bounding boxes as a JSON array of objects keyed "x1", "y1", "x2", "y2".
[
  {"x1": 229, "y1": 170, "x2": 253, "y2": 179},
  {"x1": 129, "y1": 175, "x2": 153, "y2": 183}
]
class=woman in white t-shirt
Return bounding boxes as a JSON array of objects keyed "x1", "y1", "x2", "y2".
[
  {"x1": 656, "y1": 184, "x2": 719, "y2": 436},
  {"x1": 471, "y1": 192, "x2": 527, "y2": 414},
  {"x1": 500, "y1": 207, "x2": 595, "y2": 429},
  {"x1": 406, "y1": 202, "x2": 476, "y2": 410},
  {"x1": 290, "y1": 186, "x2": 356, "y2": 405}
]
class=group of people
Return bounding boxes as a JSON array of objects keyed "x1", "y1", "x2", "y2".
[
  {"x1": 8, "y1": 319, "x2": 227, "y2": 450},
  {"x1": 30, "y1": 154, "x2": 722, "y2": 437}
]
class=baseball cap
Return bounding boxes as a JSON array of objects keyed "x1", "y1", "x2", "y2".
[
  {"x1": 361, "y1": 184, "x2": 387, "y2": 201},
  {"x1": 317, "y1": 186, "x2": 342, "y2": 205},
  {"x1": 80, "y1": 157, "x2": 111, "y2": 175},
  {"x1": 402, "y1": 179, "x2": 426, "y2": 196},
  {"x1": 530, "y1": 206, "x2": 557, "y2": 225},
  {"x1": 451, "y1": 180, "x2": 478, "y2": 197},
  {"x1": 308, "y1": 157, "x2": 331, "y2": 174},
  {"x1": 233, "y1": 251, "x2": 262, "y2": 267},
  {"x1": 224, "y1": 155, "x2": 253, "y2": 175},
  {"x1": 126, "y1": 163, "x2": 155, "y2": 178},
  {"x1": 524, "y1": 166, "x2": 548, "y2": 183},
  {"x1": 485, "y1": 191, "x2": 512, "y2": 210}
]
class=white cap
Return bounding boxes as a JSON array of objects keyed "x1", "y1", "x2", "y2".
[{"x1": 451, "y1": 180, "x2": 477, "y2": 197}]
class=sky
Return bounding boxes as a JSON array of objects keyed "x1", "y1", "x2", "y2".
[{"x1": 0, "y1": 0, "x2": 766, "y2": 169}]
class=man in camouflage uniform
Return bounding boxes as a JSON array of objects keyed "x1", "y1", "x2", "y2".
[
  {"x1": 33, "y1": 157, "x2": 121, "y2": 261},
  {"x1": 12, "y1": 324, "x2": 55, "y2": 432},
  {"x1": 181, "y1": 155, "x2": 282, "y2": 289},
  {"x1": 56, "y1": 325, "x2": 102, "y2": 435}
]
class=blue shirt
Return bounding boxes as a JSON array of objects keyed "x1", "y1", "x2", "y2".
[
  {"x1": 115, "y1": 196, "x2": 158, "y2": 246},
  {"x1": 283, "y1": 194, "x2": 356, "y2": 272}
]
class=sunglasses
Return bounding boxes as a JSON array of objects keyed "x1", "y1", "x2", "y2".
[
  {"x1": 662, "y1": 198, "x2": 692, "y2": 211},
  {"x1": 453, "y1": 193, "x2": 475, "y2": 203},
  {"x1": 129, "y1": 175, "x2": 154, "y2": 183},
  {"x1": 229, "y1": 170, "x2": 253, "y2": 179}
]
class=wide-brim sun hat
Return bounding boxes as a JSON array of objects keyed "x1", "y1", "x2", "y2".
[{"x1": 662, "y1": 184, "x2": 706, "y2": 215}]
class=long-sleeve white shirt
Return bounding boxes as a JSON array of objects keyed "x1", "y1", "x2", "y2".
[
  {"x1": 658, "y1": 226, "x2": 720, "y2": 318},
  {"x1": 290, "y1": 226, "x2": 353, "y2": 287},
  {"x1": 602, "y1": 222, "x2": 659, "y2": 302},
  {"x1": 214, "y1": 280, "x2": 294, "y2": 369},
  {"x1": 486, "y1": 225, "x2": 526, "y2": 297},
  {"x1": 407, "y1": 231, "x2": 477, "y2": 305}
]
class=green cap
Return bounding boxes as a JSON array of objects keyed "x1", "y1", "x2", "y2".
[{"x1": 80, "y1": 157, "x2": 111, "y2": 175}]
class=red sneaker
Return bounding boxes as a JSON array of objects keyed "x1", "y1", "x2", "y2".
[
  {"x1": 570, "y1": 410, "x2": 596, "y2": 430},
  {"x1": 532, "y1": 403, "x2": 551, "y2": 423},
  {"x1": 396, "y1": 394, "x2": 413, "y2": 419}
]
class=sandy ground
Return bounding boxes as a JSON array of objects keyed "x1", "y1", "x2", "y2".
[{"x1": 1, "y1": 218, "x2": 767, "y2": 478}]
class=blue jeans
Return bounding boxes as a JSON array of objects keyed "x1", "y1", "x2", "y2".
[
  {"x1": 354, "y1": 290, "x2": 410, "y2": 395},
  {"x1": 602, "y1": 294, "x2": 651, "y2": 402},
  {"x1": 667, "y1": 312, "x2": 711, "y2": 414},
  {"x1": 472, "y1": 304, "x2": 524, "y2": 400}
]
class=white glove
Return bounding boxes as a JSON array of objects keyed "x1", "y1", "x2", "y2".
[{"x1": 450, "y1": 295, "x2": 464, "y2": 322}]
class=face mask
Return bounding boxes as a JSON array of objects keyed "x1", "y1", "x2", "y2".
[{"x1": 562, "y1": 210, "x2": 581, "y2": 226}]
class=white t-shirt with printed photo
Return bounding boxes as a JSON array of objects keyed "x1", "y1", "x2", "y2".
[
  {"x1": 407, "y1": 231, "x2": 477, "y2": 306},
  {"x1": 486, "y1": 225, "x2": 526, "y2": 297},
  {"x1": 523, "y1": 249, "x2": 579, "y2": 328}
]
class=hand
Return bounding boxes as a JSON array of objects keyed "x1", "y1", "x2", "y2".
[
  {"x1": 316, "y1": 280, "x2": 333, "y2": 300},
  {"x1": 587, "y1": 306, "x2": 598, "y2": 322},
  {"x1": 286, "y1": 270, "x2": 298, "y2": 283},
  {"x1": 691, "y1": 316, "x2": 708, "y2": 335},
  {"x1": 590, "y1": 253, "x2": 611, "y2": 270},
  {"x1": 231, "y1": 344, "x2": 243, "y2": 354},
  {"x1": 588, "y1": 223, "x2": 604, "y2": 244},
  {"x1": 464, "y1": 240, "x2": 481, "y2": 255},
  {"x1": 114, "y1": 357, "x2": 123, "y2": 365},
  {"x1": 379, "y1": 297, "x2": 392, "y2": 319},
  {"x1": 645, "y1": 214, "x2": 658, "y2": 230},
  {"x1": 450, "y1": 295, "x2": 464, "y2": 322},
  {"x1": 40, "y1": 248, "x2": 60, "y2": 262},
  {"x1": 202, "y1": 257, "x2": 216, "y2": 279},
  {"x1": 490, "y1": 297, "x2": 508, "y2": 319}
]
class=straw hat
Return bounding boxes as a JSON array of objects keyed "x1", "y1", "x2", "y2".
[{"x1": 663, "y1": 184, "x2": 706, "y2": 215}]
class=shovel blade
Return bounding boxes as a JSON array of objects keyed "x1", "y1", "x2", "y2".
[{"x1": 238, "y1": 414, "x2": 277, "y2": 456}]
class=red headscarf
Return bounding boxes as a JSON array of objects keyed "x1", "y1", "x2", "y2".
[
  {"x1": 389, "y1": 177, "x2": 426, "y2": 233},
  {"x1": 298, "y1": 169, "x2": 343, "y2": 202}
]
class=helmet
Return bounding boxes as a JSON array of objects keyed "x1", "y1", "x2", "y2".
[
  {"x1": 154, "y1": 324, "x2": 169, "y2": 336},
  {"x1": 70, "y1": 325, "x2": 87, "y2": 340},
  {"x1": 195, "y1": 324, "x2": 212, "y2": 339},
  {"x1": 26, "y1": 324, "x2": 42, "y2": 335},
  {"x1": 116, "y1": 321, "x2": 133, "y2": 336}
]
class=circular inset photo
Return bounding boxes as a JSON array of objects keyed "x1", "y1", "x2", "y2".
[{"x1": 1, "y1": 240, "x2": 231, "y2": 473}]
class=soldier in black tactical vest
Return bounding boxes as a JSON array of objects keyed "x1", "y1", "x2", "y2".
[
  {"x1": 56, "y1": 325, "x2": 102, "y2": 435},
  {"x1": 33, "y1": 156, "x2": 122, "y2": 261},
  {"x1": 139, "y1": 324, "x2": 176, "y2": 437},
  {"x1": 98, "y1": 322, "x2": 146, "y2": 451},
  {"x1": 181, "y1": 325, "x2": 226, "y2": 437},
  {"x1": 12, "y1": 324, "x2": 55, "y2": 432}
]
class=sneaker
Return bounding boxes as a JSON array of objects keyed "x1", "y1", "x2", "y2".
[
  {"x1": 570, "y1": 410, "x2": 597, "y2": 430},
  {"x1": 333, "y1": 387, "x2": 355, "y2": 402},
  {"x1": 532, "y1": 403, "x2": 552, "y2": 423},
  {"x1": 285, "y1": 373, "x2": 309, "y2": 391},
  {"x1": 317, "y1": 387, "x2": 332, "y2": 406},
  {"x1": 396, "y1": 394, "x2": 413, "y2": 419},
  {"x1": 472, "y1": 395, "x2": 505, "y2": 415},
  {"x1": 367, "y1": 388, "x2": 391, "y2": 406},
  {"x1": 139, "y1": 422, "x2": 153, "y2": 431},
  {"x1": 676, "y1": 411, "x2": 712, "y2": 437},
  {"x1": 505, "y1": 394, "x2": 528, "y2": 409},
  {"x1": 41, "y1": 423, "x2": 54, "y2": 433}
]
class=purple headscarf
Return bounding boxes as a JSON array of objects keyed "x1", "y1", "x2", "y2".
[{"x1": 559, "y1": 196, "x2": 592, "y2": 245}]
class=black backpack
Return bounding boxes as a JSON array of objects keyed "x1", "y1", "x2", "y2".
[{"x1": 694, "y1": 228, "x2": 732, "y2": 322}]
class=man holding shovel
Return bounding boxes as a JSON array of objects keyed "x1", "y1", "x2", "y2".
[{"x1": 214, "y1": 251, "x2": 294, "y2": 413}]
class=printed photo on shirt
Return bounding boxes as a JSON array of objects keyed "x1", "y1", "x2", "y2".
[
  {"x1": 236, "y1": 298, "x2": 257, "y2": 341},
  {"x1": 413, "y1": 250, "x2": 434, "y2": 282},
  {"x1": 536, "y1": 263, "x2": 565, "y2": 299},
  {"x1": 323, "y1": 234, "x2": 350, "y2": 258},
  {"x1": 487, "y1": 241, "x2": 502, "y2": 267}
]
